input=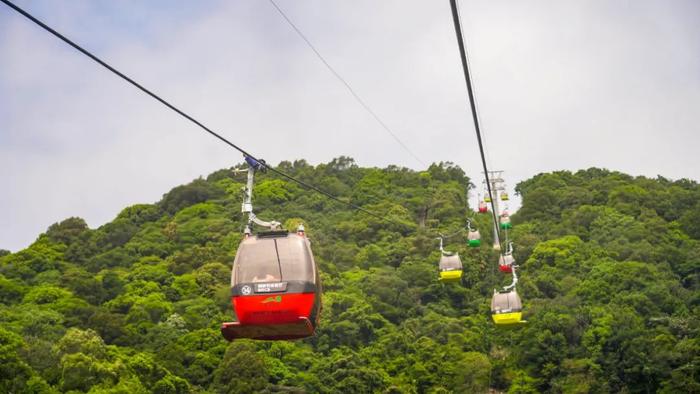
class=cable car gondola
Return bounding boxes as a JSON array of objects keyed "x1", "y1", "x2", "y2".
[
  {"x1": 491, "y1": 264, "x2": 525, "y2": 325},
  {"x1": 491, "y1": 289, "x2": 523, "y2": 325},
  {"x1": 500, "y1": 211, "x2": 512, "y2": 230},
  {"x1": 500, "y1": 191, "x2": 509, "y2": 201},
  {"x1": 498, "y1": 256, "x2": 514, "y2": 273},
  {"x1": 483, "y1": 182, "x2": 493, "y2": 203},
  {"x1": 478, "y1": 200, "x2": 488, "y2": 213},
  {"x1": 467, "y1": 219, "x2": 481, "y2": 247},
  {"x1": 439, "y1": 253, "x2": 463, "y2": 282},
  {"x1": 498, "y1": 242, "x2": 515, "y2": 273},
  {"x1": 222, "y1": 228, "x2": 321, "y2": 341},
  {"x1": 437, "y1": 236, "x2": 463, "y2": 282},
  {"x1": 221, "y1": 157, "x2": 322, "y2": 341}
]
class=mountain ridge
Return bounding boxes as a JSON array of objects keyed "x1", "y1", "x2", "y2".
[{"x1": 1, "y1": 158, "x2": 698, "y2": 393}]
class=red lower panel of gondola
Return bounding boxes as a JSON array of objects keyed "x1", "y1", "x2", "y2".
[
  {"x1": 499, "y1": 264, "x2": 512, "y2": 273},
  {"x1": 233, "y1": 292, "x2": 316, "y2": 324},
  {"x1": 221, "y1": 292, "x2": 317, "y2": 341},
  {"x1": 221, "y1": 316, "x2": 314, "y2": 341}
]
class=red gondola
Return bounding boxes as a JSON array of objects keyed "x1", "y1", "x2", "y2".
[
  {"x1": 221, "y1": 229, "x2": 321, "y2": 341},
  {"x1": 478, "y1": 201, "x2": 488, "y2": 213},
  {"x1": 498, "y1": 262, "x2": 513, "y2": 273},
  {"x1": 498, "y1": 252, "x2": 515, "y2": 274}
]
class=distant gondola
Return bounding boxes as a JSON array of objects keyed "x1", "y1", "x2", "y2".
[
  {"x1": 467, "y1": 220, "x2": 481, "y2": 247},
  {"x1": 500, "y1": 212, "x2": 512, "y2": 230},
  {"x1": 439, "y1": 252, "x2": 463, "y2": 282},
  {"x1": 436, "y1": 235, "x2": 463, "y2": 282},
  {"x1": 498, "y1": 254, "x2": 514, "y2": 273},
  {"x1": 498, "y1": 242, "x2": 515, "y2": 273}
]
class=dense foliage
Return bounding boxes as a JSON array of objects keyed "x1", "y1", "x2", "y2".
[{"x1": 1, "y1": 158, "x2": 698, "y2": 393}]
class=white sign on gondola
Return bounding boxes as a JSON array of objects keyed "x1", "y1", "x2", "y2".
[{"x1": 255, "y1": 282, "x2": 288, "y2": 293}]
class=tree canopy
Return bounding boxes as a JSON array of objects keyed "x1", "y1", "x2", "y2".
[{"x1": 1, "y1": 159, "x2": 698, "y2": 393}]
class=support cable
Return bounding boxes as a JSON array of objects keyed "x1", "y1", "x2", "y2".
[
  {"x1": 0, "y1": 0, "x2": 400, "y2": 225},
  {"x1": 448, "y1": 0, "x2": 503, "y2": 251},
  {"x1": 268, "y1": 0, "x2": 426, "y2": 167}
]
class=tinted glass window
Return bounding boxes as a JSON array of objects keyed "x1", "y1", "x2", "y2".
[
  {"x1": 491, "y1": 291, "x2": 522, "y2": 312},
  {"x1": 277, "y1": 236, "x2": 314, "y2": 282},
  {"x1": 439, "y1": 254, "x2": 462, "y2": 270},
  {"x1": 232, "y1": 235, "x2": 315, "y2": 285},
  {"x1": 233, "y1": 238, "x2": 282, "y2": 285}
]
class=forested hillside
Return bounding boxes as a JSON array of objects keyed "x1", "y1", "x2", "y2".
[{"x1": 1, "y1": 158, "x2": 698, "y2": 393}]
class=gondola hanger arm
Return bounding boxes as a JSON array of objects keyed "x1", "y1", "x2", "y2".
[
  {"x1": 241, "y1": 156, "x2": 281, "y2": 231},
  {"x1": 436, "y1": 236, "x2": 445, "y2": 254},
  {"x1": 248, "y1": 213, "x2": 281, "y2": 231},
  {"x1": 466, "y1": 219, "x2": 475, "y2": 232},
  {"x1": 503, "y1": 265, "x2": 519, "y2": 291}
]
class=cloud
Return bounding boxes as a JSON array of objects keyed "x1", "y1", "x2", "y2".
[{"x1": 1, "y1": 0, "x2": 699, "y2": 251}]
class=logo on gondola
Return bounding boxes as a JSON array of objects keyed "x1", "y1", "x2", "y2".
[
  {"x1": 241, "y1": 285, "x2": 252, "y2": 295},
  {"x1": 262, "y1": 296, "x2": 282, "y2": 304}
]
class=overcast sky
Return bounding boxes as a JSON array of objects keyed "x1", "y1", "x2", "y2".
[{"x1": 1, "y1": 0, "x2": 699, "y2": 252}]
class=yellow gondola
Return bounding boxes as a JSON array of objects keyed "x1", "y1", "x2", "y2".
[
  {"x1": 492, "y1": 311, "x2": 522, "y2": 325},
  {"x1": 439, "y1": 253, "x2": 463, "y2": 282},
  {"x1": 500, "y1": 192, "x2": 509, "y2": 201},
  {"x1": 491, "y1": 289, "x2": 525, "y2": 325}
]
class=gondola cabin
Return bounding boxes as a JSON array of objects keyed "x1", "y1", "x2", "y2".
[
  {"x1": 478, "y1": 201, "x2": 488, "y2": 213},
  {"x1": 468, "y1": 229, "x2": 481, "y2": 247},
  {"x1": 500, "y1": 192, "x2": 509, "y2": 201},
  {"x1": 484, "y1": 195, "x2": 492, "y2": 203},
  {"x1": 221, "y1": 231, "x2": 321, "y2": 341},
  {"x1": 439, "y1": 253, "x2": 463, "y2": 282},
  {"x1": 498, "y1": 254, "x2": 515, "y2": 273},
  {"x1": 500, "y1": 214, "x2": 512, "y2": 230},
  {"x1": 491, "y1": 289, "x2": 524, "y2": 325}
]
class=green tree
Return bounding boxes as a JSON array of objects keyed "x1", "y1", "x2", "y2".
[{"x1": 214, "y1": 342, "x2": 269, "y2": 393}]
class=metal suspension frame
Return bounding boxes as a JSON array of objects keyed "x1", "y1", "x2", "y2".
[
  {"x1": 502, "y1": 242, "x2": 517, "y2": 291},
  {"x1": 241, "y1": 157, "x2": 281, "y2": 234},
  {"x1": 503, "y1": 265, "x2": 518, "y2": 292},
  {"x1": 436, "y1": 235, "x2": 458, "y2": 256},
  {"x1": 436, "y1": 218, "x2": 474, "y2": 255},
  {"x1": 437, "y1": 236, "x2": 447, "y2": 255},
  {"x1": 505, "y1": 241, "x2": 513, "y2": 256},
  {"x1": 466, "y1": 219, "x2": 475, "y2": 232}
]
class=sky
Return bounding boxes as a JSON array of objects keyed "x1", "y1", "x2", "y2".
[{"x1": 1, "y1": 0, "x2": 699, "y2": 252}]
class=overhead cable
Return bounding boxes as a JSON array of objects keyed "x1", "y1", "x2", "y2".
[
  {"x1": 268, "y1": 0, "x2": 426, "y2": 167},
  {"x1": 0, "y1": 0, "x2": 402, "y2": 225},
  {"x1": 448, "y1": 0, "x2": 502, "y2": 251}
]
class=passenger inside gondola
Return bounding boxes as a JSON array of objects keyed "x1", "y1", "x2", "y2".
[{"x1": 253, "y1": 274, "x2": 279, "y2": 283}]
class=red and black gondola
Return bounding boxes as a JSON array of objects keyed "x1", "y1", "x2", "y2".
[{"x1": 221, "y1": 230, "x2": 321, "y2": 341}]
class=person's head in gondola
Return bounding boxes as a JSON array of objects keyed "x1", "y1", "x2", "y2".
[{"x1": 253, "y1": 273, "x2": 278, "y2": 283}]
